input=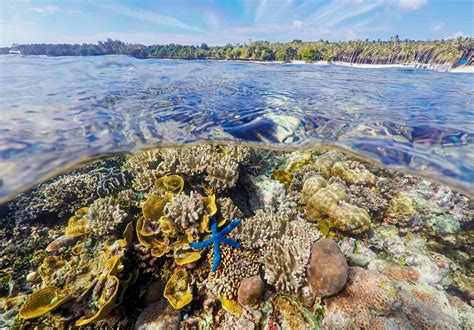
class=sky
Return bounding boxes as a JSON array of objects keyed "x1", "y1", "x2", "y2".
[{"x1": 1, "y1": 0, "x2": 473, "y2": 47}]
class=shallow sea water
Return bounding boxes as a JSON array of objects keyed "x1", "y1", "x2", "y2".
[
  {"x1": 0, "y1": 55, "x2": 473, "y2": 200},
  {"x1": 0, "y1": 55, "x2": 473, "y2": 328}
]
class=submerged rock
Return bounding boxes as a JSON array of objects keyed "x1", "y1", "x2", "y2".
[
  {"x1": 134, "y1": 300, "x2": 181, "y2": 330},
  {"x1": 307, "y1": 238, "x2": 348, "y2": 297},
  {"x1": 238, "y1": 275, "x2": 265, "y2": 306}
]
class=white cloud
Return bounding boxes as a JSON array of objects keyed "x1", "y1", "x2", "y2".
[
  {"x1": 397, "y1": 0, "x2": 428, "y2": 11},
  {"x1": 430, "y1": 21, "x2": 445, "y2": 32}
]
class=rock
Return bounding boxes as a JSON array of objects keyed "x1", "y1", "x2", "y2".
[
  {"x1": 144, "y1": 281, "x2": 165, "y2": 305},
  {"x1": 26, "y1": 271, "x2": 40, "y2": 283},
  {"x1": 238, "y1": 275, "x2": 265, "y2": 306},
  {"x1": 307, "y1": 238, "x2": 348, "y2": 297},
  {"x1": 134, "y1": 300, "x2": 181, "y2": 330}
]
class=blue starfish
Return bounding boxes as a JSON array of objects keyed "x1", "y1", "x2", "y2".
[{"x1": 189, "y1": 217, "x2": 241, "y2": 272}]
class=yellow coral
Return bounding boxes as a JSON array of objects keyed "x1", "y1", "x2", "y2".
[
  {"x1": 160, "y1": 216, "x2": 178, "y2": 236},
  {"x1": 156, "y1": 174, "x2": 184, "y2": 194},
  {"x1": 75, "y1": 275, "x2": 120, "y2": 326},
  {"x1": 19, "y1": 287, "x2": 71, "y2": 319},
  {"x1": 273, "y1": 169, "x2": 293, "y2": 188},
  {"x1": 288, "y1": 153, "x2": 313, "y2": 172},
  {"x1": 142, "y1": 194, "x2": 173, "y2": 221},
  {"x1": 200, "y1": 194, "x2": 221, "y2": 232},
  {"x1": 136, "y1": 217, "x2": 170, "y2": 257},
  {"x1": 38, "y1": 256, "x2": 67, "y2": 285},
  {"x1": 64, "y1": 208, "x2": 89, "y2": 238},
  {"x1": 164, "y1": 268, "x2": 193, "y2": 309},
  {"x1": 174, "y1": 245, "x2": 201, "y2": 265},
  {"x1": 219, "y1": 297, "x2": 243, "y2": 316}
]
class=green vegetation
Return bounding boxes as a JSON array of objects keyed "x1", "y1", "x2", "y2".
[{"x1": 1, "y1": 36, "x2": 472, "y2": 65}]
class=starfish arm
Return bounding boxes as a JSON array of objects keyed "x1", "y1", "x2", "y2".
[
  {"x1": 218, "y1": 219, "x2": 241, "y2": 236},
  {"x1": 189, "y1": 239, "x2": 212, "y2": 249},
  {"x1": 211, "y1": 242, "x2": 221, "y2": 272},
  {"x1": 220, "y1": 237, "x2": 241, "y2": 248},
  {"x1": 211, "y1": 217, "x2": 218, "y2": 233}
]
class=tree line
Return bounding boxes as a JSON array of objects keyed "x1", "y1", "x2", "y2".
[{"x1": 1, "y1": 37, "x2": 472, "y2": 65}]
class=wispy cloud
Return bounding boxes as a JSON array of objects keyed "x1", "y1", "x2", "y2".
[
  {"x1": 30, "y1": 5, "x2": 59, "y2": 14},
  {"x1": 397, "y1": 0, "x2": 428, "y2": 11},
  {"x1": 97, "y1": 3, "x2": 203, "y2": 33}
]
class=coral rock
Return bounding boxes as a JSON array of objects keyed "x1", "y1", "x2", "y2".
[
  {"x1": 134, "y1": 300, "x2": 181, "y2": 330},
  {"x1": 301, "y1": 175, "x2": 327, "y2": 205},
  {"x1": 330, "y1": 202, "x2": 371, "y2": 234},
  {"x1": 385, "y1": 192, "x2": 416, "y2": 225},
  {"x1": 331, "y1": 161, "x2": 376, "y2": 186},
  {"x1": 307, "y1": 238, "x2": 348, "y2": 297},
  {"x1": 237, "y1": 275, "x2": 265, "y2": 306},
  {"x1": 323, "y1": 267, "x2": 400, "y2": 329}
]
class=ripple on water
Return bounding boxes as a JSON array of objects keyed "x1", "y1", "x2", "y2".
[{"x1": 0, "y1": 55, "x2": 473, "y2": 200}]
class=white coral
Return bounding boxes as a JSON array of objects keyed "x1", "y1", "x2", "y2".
[
  {"x1": 164, "y1": 191, "x2": 204, "y2": 230},
  {"x1": 87, "y1": 196, "x2": 128, "y2": 238},
  {"x1": 205, "y1": 156, "x2": 239, "y2": 191}
]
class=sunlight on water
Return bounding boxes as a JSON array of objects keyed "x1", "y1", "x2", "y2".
[{"x1": 0, "y1": 55, "x2": 473, "y2": 200}]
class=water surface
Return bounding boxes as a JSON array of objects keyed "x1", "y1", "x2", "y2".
[{"x1": 1, "y1": 55, "x2": 473, "y2": 200}]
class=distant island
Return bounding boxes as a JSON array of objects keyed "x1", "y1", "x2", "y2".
[{"x1": 1, "y1": 37, "x2": 472, "y2": 67}]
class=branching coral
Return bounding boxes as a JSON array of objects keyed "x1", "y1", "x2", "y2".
[
  {"x1": 205, "y1": 156, "x2": 239, "y2": 192},
  {"x1": 164, "y1": 192, "x2": 204, "y2": 230},
  {"x1": 262, "y1": 219, "x2": 320, "y2": 293},
  {"x1": 234, "y1": 210, "x2": 287, "y2": 249},
  {"x1": 206, "y1": 246, "x2": 260, "y2": 299},
  {"x1": 217, "y1": 197, "x2": 243, "y2": 223},
  {"x1": 86, "y1": 197, "x2": 128, "y2": 239}
]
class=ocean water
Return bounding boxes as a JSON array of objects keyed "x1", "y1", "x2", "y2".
[
  {"x1": 1, "y1": 55, "x2": 473, "y2": 328},
  {"x1": 1, "y1": 55, "x2": 473, "y2": 201}
]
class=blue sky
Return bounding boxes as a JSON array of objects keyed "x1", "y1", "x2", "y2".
[{"x1": 1, "y1": 0, "x2": 472, "y2": 46}]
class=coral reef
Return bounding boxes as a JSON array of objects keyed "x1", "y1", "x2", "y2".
[{"x1": 0, "y1": 144, "x2": 472, "y2": 329}]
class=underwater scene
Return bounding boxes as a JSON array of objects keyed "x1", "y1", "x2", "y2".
[{"x1": 0, "y1": 143, "x2": 472, "y2": 329}]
